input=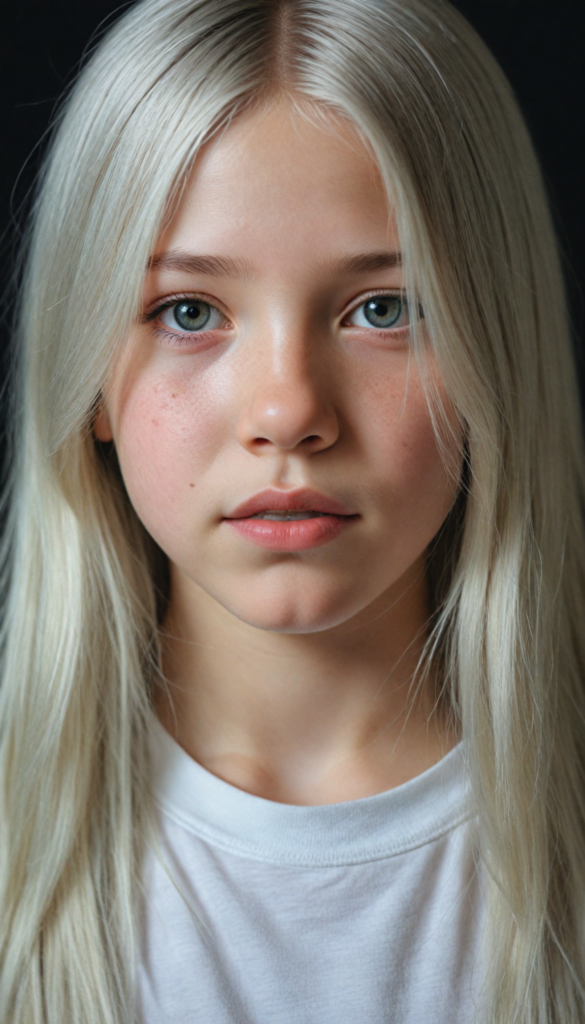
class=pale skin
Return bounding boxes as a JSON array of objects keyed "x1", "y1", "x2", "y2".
[{"x1": 95, "y1": 98, "x2": 461, "y2": 805}]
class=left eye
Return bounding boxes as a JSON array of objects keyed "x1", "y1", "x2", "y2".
[
  {"x1": 160, "y1": 300, "x2": 225, "y2": 333},
  {"x1": 347, "y1": 295, "x2": 407, "y2": 330}
]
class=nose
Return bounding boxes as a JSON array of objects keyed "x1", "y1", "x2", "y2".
[{"x1": 236, "y1": 327, "x2": 340, "y2": 456}]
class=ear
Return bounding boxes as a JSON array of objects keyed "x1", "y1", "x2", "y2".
[{"x1": 93, "y1": 403, "x2": 114, "y2": 442}]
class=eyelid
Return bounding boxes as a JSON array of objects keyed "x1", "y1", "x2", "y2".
[
  {"x1": 141, "y1": 291, "x2": 232, "y2": 325},
  {"x1": 340, "y1": 288, "x2": 408, "y2": 326},
  {"x1": 142, "y1": 288, "x2": 417, "y2": 336}
]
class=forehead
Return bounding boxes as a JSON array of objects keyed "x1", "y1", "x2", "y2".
[{"x1": 156, "y1": 100, "x2": 396, "y2": 264}]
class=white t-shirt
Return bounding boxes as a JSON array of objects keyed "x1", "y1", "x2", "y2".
[{"x1": 139, "y1": 716, "x2": 487, "y2": 1023}]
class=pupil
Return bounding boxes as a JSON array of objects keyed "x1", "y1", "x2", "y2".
[
  {"x1": 174, "y1": 301, "x2": 210, "y2": 331},
  {"x1": 365, "y1": 296, "x2": 402, "y2": 328}
]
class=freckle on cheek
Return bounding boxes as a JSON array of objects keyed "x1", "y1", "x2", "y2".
[{"x1": 189, "y1": 483, "x2": 195, "y2": 488}]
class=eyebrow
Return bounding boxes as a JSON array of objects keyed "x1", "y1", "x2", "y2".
[
  {"x1": 323, "y1": 251, "x2": 402, "y2": 275},
  {"x1": 148, "y1": 249, "x2": 402, "y2": 279},
  {"x1": 148, "y1": 251, "x2": 253, "y2": 278}
]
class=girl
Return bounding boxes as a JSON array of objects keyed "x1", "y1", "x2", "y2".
[{"x1": 1, "y1": 0, "x2": 583, "y2": 1022}]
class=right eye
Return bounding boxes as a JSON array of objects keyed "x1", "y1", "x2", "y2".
[{"x1": 160, "y1": 299, "x2": 225, "y2": 333}]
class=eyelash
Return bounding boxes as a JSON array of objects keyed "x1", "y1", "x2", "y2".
[
  {"x1": 142, "y1": 292, "x2": 229, "y2": 347},
  {"x1": 341, "y1": 291, "x2": 417, "y2": 335},
  {"x1": 142, "y1": 290, "x2": 420, "y2": 347}
]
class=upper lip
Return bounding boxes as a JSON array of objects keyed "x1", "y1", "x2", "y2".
[{"x1": 226, "y1": 488, "x2": 358, "y2": 519}]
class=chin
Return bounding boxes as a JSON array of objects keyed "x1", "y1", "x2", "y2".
[{"x1": 223, "y1": 589, "x2": 362, "y2": 634}]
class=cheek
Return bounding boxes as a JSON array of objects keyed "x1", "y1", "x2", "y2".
[
  {"x1": 360, "y1": 370, "x2": 460, "y2": 532},
  {"x1": 113, "y1": 372, "x2": 225, "y2": 537}
]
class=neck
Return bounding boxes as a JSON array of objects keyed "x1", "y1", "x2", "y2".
[{"x1": 155, "y1": 559, "x2": 457, "y2": 805}]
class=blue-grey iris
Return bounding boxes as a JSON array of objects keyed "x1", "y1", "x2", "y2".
[
  {"x1": 364, "y1": 296, "x2": 402, "y2": 328},
  {"x1": 173, "y1": 301, "x2": 211, "y2": 331}
]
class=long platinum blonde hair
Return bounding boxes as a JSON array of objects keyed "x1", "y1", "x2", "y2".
[{"x1": 1, "y1": 0, "x2": 584, "y2": 1021}]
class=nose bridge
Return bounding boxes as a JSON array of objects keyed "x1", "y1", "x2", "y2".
[
  {"x1": 236, "y1": 308, "x2": 339, "y2": 454},
  {"x1": 266, "y1": 309, "x2": 316, "y2": 392}
]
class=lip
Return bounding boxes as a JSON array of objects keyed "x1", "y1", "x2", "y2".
[
  {"x1": 226, "y1": 488, "x2": 357, "y2": 520},
  {"x1": 224, "y1": 488, "x2": 359, "y2": 552}
]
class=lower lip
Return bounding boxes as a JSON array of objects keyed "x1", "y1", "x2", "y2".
[{"x1": 225, "y1": 514, "x2": 357, "y2": 551}]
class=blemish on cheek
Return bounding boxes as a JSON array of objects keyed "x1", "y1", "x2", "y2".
[
  {"x1": 171, "y1": 393, "x2": 177, "y2": 399},
  {"x1": 151, "y1": 419, "x2": 159, "y2": 427},
  {"x1": 189, "y1": 483, "x2": 195, "y2": 488}
]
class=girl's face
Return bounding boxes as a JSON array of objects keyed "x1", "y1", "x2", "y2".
[{"x1": 95, "y1": 100, "x2": 460, "y2": 633}]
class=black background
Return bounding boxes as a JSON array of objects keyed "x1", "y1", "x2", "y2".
[{"x1": 0, "y1": 0, "x2": 583, "y2": 466}]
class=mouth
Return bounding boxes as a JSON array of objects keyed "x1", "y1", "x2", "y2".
[
  {"x1": 226, "y1": 487, "x2": 357, "y2": 520},
  {"x1": 248, "y1": 510, "x2": 329, "y2": 521},
  {"x1": 224, "y1": 488, "x2": 359, "y2": 551}
]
